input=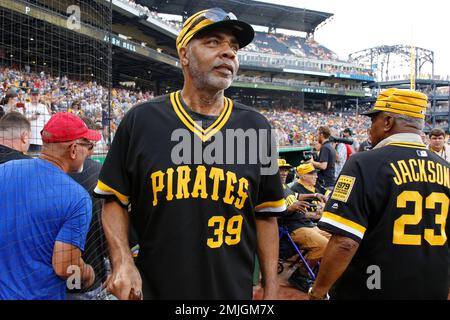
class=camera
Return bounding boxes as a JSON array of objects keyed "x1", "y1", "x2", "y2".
[
  {"x1": 302, "y1": 150, "x2": 318, "y2": 162},
  {"x1": 329, "y1": 136, "x2": 354, "y2": 145},
  {"x1": 307, "y1": 203, "x2": 318, "y2": 212}
]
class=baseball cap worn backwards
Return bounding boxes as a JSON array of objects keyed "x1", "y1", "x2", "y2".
[
  {"x1": 362, "y1": 88, "x2": 428, "y2": 119},
  {"x1": 41, "y1": 112, "x2": 101, "y2": 143},
  {"x1": 176, "y1": 8, "x2": 254, "y2": 53}
]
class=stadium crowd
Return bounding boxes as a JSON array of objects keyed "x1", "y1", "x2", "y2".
[
  {"x1": 1, "y1": 66, "x2": 448, "y2": 150},
  {"x1": 260, "y1": 107, "x2": 371, "y2": 147},
  {"x1": 117, "y1": 0, "x2": 372, "y2": 77},
  {"x1": 0, "y1": 66, "x2": 153, "y2": 152}
]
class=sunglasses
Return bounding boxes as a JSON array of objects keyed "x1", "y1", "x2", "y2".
[
  {"x1": 188, "y1": 8, "x2": 237, "y2": 29},
  {"x1": 76, "y1": 141, "x2": 95, "y2": 151},
  {"x1": 179, "y1": 8, "x2": 238, "y2": 48}
]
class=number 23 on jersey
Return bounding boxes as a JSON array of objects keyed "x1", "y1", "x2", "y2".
[{"x1": 393, "y1": 191, "x2": 448, "y2": 246}]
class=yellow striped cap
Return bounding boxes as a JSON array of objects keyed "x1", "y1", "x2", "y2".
[
  {"x1": 176, "y1": 8, "x2": 254, "y2": 53},
  {"x1": 278, "y1": 159, "x2": 292, "y2": 168},
  {"x1": 296, "y1": 163, "x2": 318, "y2": 176},
  {"x1": 362, "y1": 88, "x2": 428, "y2": 119}
]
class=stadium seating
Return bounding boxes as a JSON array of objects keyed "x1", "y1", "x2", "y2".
[{"x1": 1, "y1": 66, "x2": 447, "y2": 148}]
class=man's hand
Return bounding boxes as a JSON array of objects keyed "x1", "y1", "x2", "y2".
[
  {"x1": 104, "y1": 262, "x2": 143, "y2": 300},
  {"x1": 102, "y1": 200, "x2": 142, "y2": 300},
  {"x1": 287, "y1": 201, "x2": 309, "y2": 214},
  {"x1": 314, "y1": 193, "x2": 327, "y2": 203},
  {"x1": 82, "y1": 264, "x2": 96, "y2": 289}
]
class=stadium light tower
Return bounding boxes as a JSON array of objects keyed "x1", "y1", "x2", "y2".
[
  {"x1": 410, "y1": 46, "x2": 416, "y2": 90},
  {"x1": 349, "y1": 45, "x2": 434, "y2": 83}
]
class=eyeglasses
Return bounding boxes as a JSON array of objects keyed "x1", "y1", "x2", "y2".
[{"x1": 76, "y1": 141, "x2": 95, "y2": 151}]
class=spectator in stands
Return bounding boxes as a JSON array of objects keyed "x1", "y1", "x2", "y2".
[
  {"x1": 66, "y1": 117, "x2": 108, "y2": 300},
  {"x1": 0, "y1": 112, "x2": 31, "y2": 164},
  {"x1": 24, "y1": 88, "x2": 51, "y2": 153},
  {"x1": 0, "y1": 88, "x2": 21, "y2": 114},
  {"x1": 334, "y1": 131, "x2": 347, "y2": 179},
  {"x1": 310, "y1": 126, "x2": 336, "y2": 189},
  {"x1": 0, "y1": 112, "x2": 101, "y2": 299},
  {"x1": 68, "y1": 99, "x2": 84, "y2": 117},
  {"x1": 427, "y1": 128, "x2": 450, "y2": 162}
]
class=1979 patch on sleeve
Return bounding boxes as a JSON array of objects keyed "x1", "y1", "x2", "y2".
[{"x1": 331, "y1": 175, "x2": 356, "y2": 202}]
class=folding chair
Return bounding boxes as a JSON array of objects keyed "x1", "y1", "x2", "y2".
[{"x1": 278, "y1": 225, "x2": 316, "y2": 281}]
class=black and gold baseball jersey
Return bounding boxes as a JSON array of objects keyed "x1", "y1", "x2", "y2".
[
  {"x1": 94, "y1": 91, "x2": 286, "y2": 299},
  {"x1": 318, "y1": 136, "x2": 449, "y2": 299},
  {"x1": 279, "y1": 184, "x2": 315, "y2": 230}
]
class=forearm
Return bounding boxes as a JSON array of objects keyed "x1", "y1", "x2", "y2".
[
  {"x1": 255, "y1": 217, "x2": 279, "y2": 294},
  {"x1": 298, "y1": 193, "x2": 318, "y2": 201},
  {"x1": 102, "y1": 200, "x2": 134, "y2": 268},
  {"x1": 52, "y1": 241, "x2": 93, "y2": 283},
  {"x1": 311, "y1": 160, "x2": 326, "y2": 171},
  {"x1": 312, "y1": 234, "x2": 359, "y2": 297}
]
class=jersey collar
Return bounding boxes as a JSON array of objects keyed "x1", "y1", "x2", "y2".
[
  {"x1": 297, "y1": 180, "x2": 316, "y2": 193},
  {"x1": 170, "y1": 91, "x2": 233, "y2": 142},
  {"x1": 373, "y1": 133, "x2": 426, "y2": 150}
]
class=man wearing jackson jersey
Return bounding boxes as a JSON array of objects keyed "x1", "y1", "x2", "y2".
[
  {"x1": 309, "y1": 88, "x2": 450, "y2": 300},
  {"x1": 94, "y1": 8, "x2": 286, "y2": 300}
]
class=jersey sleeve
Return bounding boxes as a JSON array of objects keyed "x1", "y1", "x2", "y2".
[
  {"x1": 93, "y1": 111, "x2": 132, "y2": 206},
  {"x1": 318, "y1": 156, "x2": 369, "y2": 242},
  {"x1": 254, "y1": 122, "x2": 286, "y2": 217},
  {"x1": 56, "y1": 190, "x2": 92, "y2": 251}
]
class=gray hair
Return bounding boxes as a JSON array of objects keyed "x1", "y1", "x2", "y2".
[
  {"x1": 0, "y1": 112, "x2": 31, "y2": 140},
  {"x1": 385, "y1": 112, "x2": 424, "y2": 131}
]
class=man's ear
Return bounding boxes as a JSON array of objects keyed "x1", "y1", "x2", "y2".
[
  {"x1": 384, "y1": 115, "x2": 395, "y2": 132},
  {"x1": 21, "y1": 130, "x2": 30, "y2": 144},
  {"x1": 179, "y1": 46, "x2": 189, "y2": 66},
  {"x1": 68, "y1": 143, "x2": 77, "y2": 160}
]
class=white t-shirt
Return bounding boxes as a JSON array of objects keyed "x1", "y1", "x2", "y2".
[{"x1": 24, "y1": 102, "x2": 51, "y2": 146}]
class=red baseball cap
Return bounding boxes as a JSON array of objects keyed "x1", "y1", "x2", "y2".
[{"x1": 41, "y1": 112, "x2": 101, "y2": 143}]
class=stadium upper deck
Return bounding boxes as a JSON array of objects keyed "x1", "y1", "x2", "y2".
[{"x1": 110, "y1": 0, "x2": 373, "y2": 80}]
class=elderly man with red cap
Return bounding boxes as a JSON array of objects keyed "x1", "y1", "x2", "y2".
[{"x1": 0, "y1": 112, "x2": 101, "y2": 299}]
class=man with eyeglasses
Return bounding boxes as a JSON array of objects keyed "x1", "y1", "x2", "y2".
[
  {"x1": 67, "y1": 116, "x2": 108, "y2": 300},
  {"x1": 0, "y1": 112, "x2": 101, "y2": 299},
  {"x1": 94, "y1": 8, "x2": 285, "y2": 300}
]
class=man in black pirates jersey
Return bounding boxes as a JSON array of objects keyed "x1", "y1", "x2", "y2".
[
  {"x1": 278, "y1": 162, "x2": 330, "y2": 284},
  {"x1": 309, "y1": 88, "x2": 450, "y2": 300},
  {"x1": 94, "y1": 8, "x2": 286, "y2": 300}
]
